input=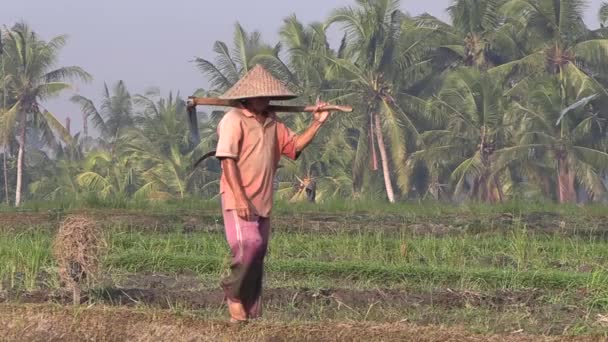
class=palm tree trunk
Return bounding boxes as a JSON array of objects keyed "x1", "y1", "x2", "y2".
[
  {"x1": 1, "y1": 36, "x2": 7, "y2": 206},
  {"x1": 493, "y1": 175, "x2": 504, "y2": 202},
  {"x1": 485, "y1": 179, "x2": 499, "y2": 203},
  {"x1": 82, "y1": 112, "x2": 88, "y2": 138},
  {"x1": 479, "y1": 176, "x2": 489, "y2": 202},
  {"x1": 3, "y1": 145, "x2": 8, "y2": 205},
  {"x1": 374, "y1": 113, "x2": 395, "y2": 203},
  {"x1": 369, "y1": 112, "x2": 378, "y2": 170},
  {"x1": 557, "y1": 157, "x2": 576, "y2": 203},
  {"x1": 15, "y1": 117, "x2": 25, "y2": 207}
]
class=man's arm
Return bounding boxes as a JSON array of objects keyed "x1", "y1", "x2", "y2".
[
  {"x1": 293, "y1": 102, "x2": 330, "y2": 152},
  {"x1": 215, "y1": 111, "x2": 256, "y2": 220},
  {"x1": 221, "y1": 158, "x2": 257, "y2": 220},
  {"x1": 294, "y1": 120, "x2": 324, "y2": 152}
]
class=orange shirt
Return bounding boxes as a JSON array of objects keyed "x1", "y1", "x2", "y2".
[{"x1": 215, "y1": 106, "x2": 298, "y2": 217}]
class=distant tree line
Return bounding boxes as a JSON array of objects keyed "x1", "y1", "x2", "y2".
[{"x1": 1, "y1": 0, "x2": 608, "y2": 206}]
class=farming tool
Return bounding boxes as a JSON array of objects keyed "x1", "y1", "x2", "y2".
[{"x1": 186, "y1": 96, "x2": 353, "y2": 167}]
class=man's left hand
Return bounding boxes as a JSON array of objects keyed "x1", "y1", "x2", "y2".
[{"x1": 313, "y1": 100, "x2": 330, "y2": 124}]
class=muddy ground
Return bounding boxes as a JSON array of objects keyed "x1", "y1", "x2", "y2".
[
  {"x1": 1, "y1": 210, "x2": 607, "y2": 237},
  {"x1": 0, "y1": 272, "x2": 598, "y2": 337},
  {"x1": 1, "y1": 285, "x2": 541, "y2": 312},
  {"x1": 0, "y1": 304, "x2": 595, "y2": 342}
]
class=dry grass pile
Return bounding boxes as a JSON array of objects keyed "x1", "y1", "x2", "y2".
[{"x1": 52, "y1": 215, "x2": 105, "y2": 296}]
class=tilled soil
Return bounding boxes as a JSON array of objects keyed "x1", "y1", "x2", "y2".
[
  {"x1": 0, "y1": 304, "x2": 594, "y2": 342},
  {"x1": 1, "y1": 271, "x2": 540, "y2": 311},
  {"x1": 2, "y1": 210, "x2": 608, "y2": 237},
  {"x1": 2, "y1": 272, "x2": 595, "y2": 337},
  {"x1": 0, "y1": 286, "x2": 541, "y2": 312}
]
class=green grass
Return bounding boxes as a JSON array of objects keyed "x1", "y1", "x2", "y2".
[
  {"x1": 3, "y1": 213, "x2": 608, "y2": 337},
  {"x1": 104, "y1": 229, "x2": 608, "y2": 274},
  {"x1": 0, "y1": 232, "x2": 54, "y2": 289},
  {"x1": 3, "y1": 226, "x2": 608, "y2": 295},
  {"x1": 106, "y1": 251, "x2": 608, "y2": 292}
]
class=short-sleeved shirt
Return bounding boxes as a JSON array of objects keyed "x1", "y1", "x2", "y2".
[{"x1": 215, "y1": 106, "x2": 299, "y2": 217}]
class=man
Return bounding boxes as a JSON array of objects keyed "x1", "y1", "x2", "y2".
[{"x1": 214, "y1": 65, "x2": 329, "y2": 323}]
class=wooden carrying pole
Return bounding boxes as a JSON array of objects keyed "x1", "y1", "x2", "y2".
[
  {"x1": 185, "y1": 96, "x2": 353, "y2": 161},
  {"x1": 186, "y1": 96, "x2": 353, "y2": 113}
]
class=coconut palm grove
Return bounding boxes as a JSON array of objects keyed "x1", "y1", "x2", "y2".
[{"x1": 2, "y1": 0, "x2": 608, "y2": 340}]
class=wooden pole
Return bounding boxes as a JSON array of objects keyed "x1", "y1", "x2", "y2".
[{"x1": 186, "y1": 96, "x2": 353, "y2": 113}]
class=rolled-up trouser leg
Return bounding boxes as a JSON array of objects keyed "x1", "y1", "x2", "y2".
[
  {"x1": 242, "y1": 217, "x2": 269, "y2": 318},
  {"x1": 220, "y1": 207, "x2": 270, "y2": 318}
]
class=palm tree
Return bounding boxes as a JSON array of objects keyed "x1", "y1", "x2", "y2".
[
  {"x1": 122, "y1": 90, "x2": 220, "y2": 199},
  {"x1": 496, "y1": 76, "x2": 608, "y2": 203},
  {"x1": 279, "y1": 15, "x2": 337, "y2": 99},
  {"x1": 2, "y1": 22, "x2": 91, "y2": 206},
  {"x1": 132, "y1": 88, "x2": 191, "y2": 151},
  {"x1": 408, "y1": 68, "x2": 510, "y2": 202},
  {"x1": 194, "y1": 23, "x2": 295, "y2": 94},
  {"x1": 599, "y1": 3, "x2": 608, "y2": 40},
  {"x1": 481, "y1": 0, "x2": 608, "y2": 202},
  {"x1": 417, "y1": 0, "x2": 522, "y2": 70},
  {"x1": 71, "y1": 81, "x2": 134, "y2": 146},
  {"x1": 326, "y1": 0, "x2": 438, "y2": 202},
  {"x1": 1, "y1": 28, "x2": 10, "y2": 204},
  {"x1": 275, "y1": 108, "x2": 356, "y2": 201},
  {"x1": 494, "y1": 0, "x2": 608, "y2": 85},
  {"x1": 76, "y1": 149, "x2": 141, "y2": 204},
  {"x1": 28, "y1": 152, "x2": 83, "y2": 201}
]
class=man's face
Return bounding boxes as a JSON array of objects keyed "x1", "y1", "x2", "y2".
[{"x1": 246, "y1": 98, "x2": 271, "y2": 113}]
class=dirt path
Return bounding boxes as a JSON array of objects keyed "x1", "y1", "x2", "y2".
[{"x1": 0, "y1": 304, "x2": 591, "y2": 342}]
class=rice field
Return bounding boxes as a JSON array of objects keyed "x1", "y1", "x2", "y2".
[{"x1": 1, "y1": 201, "x2": 608, "y2": 341}]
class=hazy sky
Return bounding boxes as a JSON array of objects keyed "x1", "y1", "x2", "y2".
[{"x1": 1, "y1": 0, "x2": 605, "y2": 134}]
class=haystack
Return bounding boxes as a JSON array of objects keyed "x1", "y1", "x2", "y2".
[{"x1": 52, "y1": 215, "x2": 105, "y2": 305}]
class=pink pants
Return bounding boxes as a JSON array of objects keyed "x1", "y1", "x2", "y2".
[{"x1": 220, "y1": 202, "x2": 270, "y2": 318}]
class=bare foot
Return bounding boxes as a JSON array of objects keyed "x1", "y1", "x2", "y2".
[{"x1": 227, "y1": 299, "x2": 247, "y2": 323}]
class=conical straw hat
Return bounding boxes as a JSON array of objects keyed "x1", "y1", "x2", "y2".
[{"x1": 219, "y1": 64, "x2": 297, "y2": 100}]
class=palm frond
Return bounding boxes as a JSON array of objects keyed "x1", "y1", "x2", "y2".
[
  {"x1": 38, "y1": 109, "x2": 73, "y2": 144},
  {"x1": 44, "y1": 66, "x2": 92, "y2": 83},
  {"x1": 562, "y1": 63, "x2": 608, "y2": 98},
  {"x1": 70, "y1": 94, "x2": 107, "y2": 136},
  {"x1": 571, "y1": 146, "x2": 608, "y2": 172},
  {"x1": 488, "y1": 50, "x2": 544, "y2": 82},
  {"x1": 601, "y1": 2, "x2": 608, "y2": 26},
  {"x1": 0, "y1": 102, "x2": 19, "y2": 144},
  {"x1": 574, "y1": 39, "x2": 608, "y2": 76},
  {"x1": 326, "y1": 6, "x2": 365, "y2": 45},
  {"x1": 35, "y1": 82, "x2": 71, "y2": 99},
  {"x1": 193, "y1": 57, "x2": 232, "y2": 91},
  {"x1": 571, "y1": 158, "x2": 607, "y2": 201},
  {"x1": 212, "y1": 40, "x2": 240, "y2": 84},
  {"x1": 493, "y1": 144, "x2": 546, "y2": 174},
  {"x1": 76, "y1": 171, "x2": 112, "y2": 196}
]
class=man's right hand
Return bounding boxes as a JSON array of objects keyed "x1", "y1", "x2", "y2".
[
  {"x1": 220, "y1": 158, "x2": 258, "y2": 221},
  {"x1": 236, "y1": 199, "x2": 257, "y2": 221}
]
